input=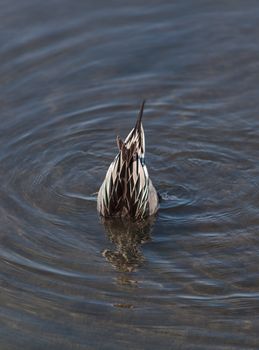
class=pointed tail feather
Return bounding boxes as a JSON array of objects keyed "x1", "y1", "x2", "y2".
[{"x1": 134, "y1": 100, "x2": 145, "y2": 134}]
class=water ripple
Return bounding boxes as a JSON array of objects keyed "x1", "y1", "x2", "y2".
[{"x1": 1, "y1": 1, "x2": 259, "y2": 349}]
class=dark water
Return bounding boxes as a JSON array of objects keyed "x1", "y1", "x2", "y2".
[{"x1": 1, "y1": 0, "x2": 259, "y2": 349}]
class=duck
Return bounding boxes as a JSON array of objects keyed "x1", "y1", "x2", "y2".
[{"x1": 97, "y1": 100, "x2": 158, "y2": 219}]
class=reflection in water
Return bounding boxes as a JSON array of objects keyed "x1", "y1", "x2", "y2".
[
  {"x1": 101, "y1": 216, "x2": 155, "y2": 272},
  {"x1": 2, "y1": 0, "x2": 259, "y2": 348}
]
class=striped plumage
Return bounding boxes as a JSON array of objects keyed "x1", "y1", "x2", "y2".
[{"x1": 97, "y1": 101, "x2": 158, "y2": 219}]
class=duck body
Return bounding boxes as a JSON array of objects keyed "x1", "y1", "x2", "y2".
[{"x1": 97, "y1": 101, "x2": 158, "y2": 219}]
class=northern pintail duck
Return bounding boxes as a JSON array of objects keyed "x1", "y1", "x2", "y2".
[{"x1": 97, "y1": 101, "x2": 158, "y2": 219}]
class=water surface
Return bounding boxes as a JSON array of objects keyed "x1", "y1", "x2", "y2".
[{"x1": 1, "y1": 1, "x2": 259, "y2": 349}]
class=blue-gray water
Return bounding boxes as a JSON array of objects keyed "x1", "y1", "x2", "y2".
[{"x1": 1, "y1": 1, "x2": 259, "y2": 349}]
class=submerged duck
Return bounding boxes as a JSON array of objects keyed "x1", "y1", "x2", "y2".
[{"x1": 97, "y1": 101, "x2": 158, "y2": 219}]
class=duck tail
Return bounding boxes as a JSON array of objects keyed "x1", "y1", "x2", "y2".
[{"x1": 134, "y1": 99, "x2": 145, "y2": 135}]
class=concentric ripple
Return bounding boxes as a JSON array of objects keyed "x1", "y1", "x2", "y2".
[{"x1": 1, "y1": 1, "x2": 259, "y2": 349}]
